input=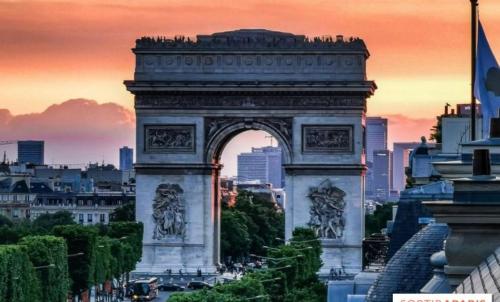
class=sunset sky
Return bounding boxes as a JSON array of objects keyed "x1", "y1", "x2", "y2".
[{"x1": 0, "y1": 0, "x2": 499, "y2": 174}]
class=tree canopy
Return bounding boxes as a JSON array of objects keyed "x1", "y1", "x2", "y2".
[
  {"x1": 365, "y1": 203, "x2": 394, "y2": 237},
  {"x1": 32, "y1": 210, "x2": 75, "y2": 234},
  {"x1": 19, "y1": 235, "x2": 69, "y2": 302},
  {"x1": 110, "y1": 201, "x2": 135, "y2": 222},
  {"x1": 0, "y1": 245, "x2": 40, "y2": 302},
  {"x1": 221, "y1": 190, "x2": 284, "y2": 262},
  {"x1": 170, "y1": 227, "x2": 325, "y2": 302}
]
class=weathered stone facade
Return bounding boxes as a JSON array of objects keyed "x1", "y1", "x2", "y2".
[{"x1": 125, "y1": 29, "x2": 376, "y2": 275}]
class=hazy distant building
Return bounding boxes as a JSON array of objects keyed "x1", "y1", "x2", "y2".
[
  {"x1": 119, "y1": 146, "x2": 134, "y2": 171},
  {"x1": 31, "y1": 190, "x2": 134, "y2": 225},
  {"x1": 373, "y1": 149, "x2": 392, "y2": 201},
  {"x1": 17, "y1": 140, "x2": 44, "y2": 165},
  {"x1": 237, "y1": 146, "x2": 283, "y2": 188},
  {"x1": 366, "y1": 117, "x2": 388, "y2": 163},
  {"x1": 34, "y1": 166, "x2": 82, "y2": 192},
  {"x1": 0, "y1": 176, "x2": 35, "y2": 220},
  {"x1": 392, "y1": 142, "x2": 420, "y2": 193}
]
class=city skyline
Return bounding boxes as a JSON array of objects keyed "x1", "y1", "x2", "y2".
[{"x1": 0, "y1": 101, "x2": 436, "y2": 176}]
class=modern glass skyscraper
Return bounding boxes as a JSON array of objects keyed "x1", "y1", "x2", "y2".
[
  {"x1": 237, "y1": 146, "x2": 283, "y2": 188},
  {"x1": 372, "y1": 149, "x2": 392, "y2": 201},
  {"x1": 366, "y1": 117, "x2": 388, "y2": 163},
  {"x1": 17, "y1": 140, "x2": 44, "y2": 165},
  {"x1": 119, "y1": 146, "x2": 134, "y2": 171}
]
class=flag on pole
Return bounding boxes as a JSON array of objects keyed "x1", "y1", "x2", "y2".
[{"x1": 475, "y1": 20, "x2": 500, "y2": 138}]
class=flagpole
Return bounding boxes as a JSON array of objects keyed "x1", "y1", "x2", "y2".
[{"x1": 471, "y1": 0, "x2": 478, "y2": 140}]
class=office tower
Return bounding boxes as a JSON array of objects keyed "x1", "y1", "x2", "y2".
[
  {"x1": 119, "y1": 146, "x2": 134, "y2": 171},
  {"x1": 17, "y1": 140, "x2": 44, "y2": 165},
  {"x1": 366, "y1": 117, "x2": 388, "y2": 163},
  {"x1": 372, "y1": 149, "x2": 392, "y2": 201},
  {"x1": 237, "y1": 146, "x2": 283, "y2": 188}
]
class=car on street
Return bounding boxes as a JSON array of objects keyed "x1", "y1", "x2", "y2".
[
  {"x1": 131, "y1": 277, "x2": 159, "y2": 301},
  {"x1": 187, "y1": 281, "x2": 213, "y2": 290},
  {"x1": 158, "y1": 283, "x2": 185, "y2": 292}
]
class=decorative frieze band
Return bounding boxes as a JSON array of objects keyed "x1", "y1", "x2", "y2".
[{"x1": 136, "y1": 95, "x2": 365, "y2": 110}]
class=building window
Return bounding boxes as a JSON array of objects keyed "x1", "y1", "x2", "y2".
[
  {"x1": 79, "y1": 214, "x2": 84, "y2": 224},
  {"x1": 12, "y1": 209, "x2": 20, "y2": 218},
  {"x1": 87, "y1": 214, "x2": 93, "y2": 223},
  {"x1": 100, "y1": 214, "x2": 105, "y2": 223}
]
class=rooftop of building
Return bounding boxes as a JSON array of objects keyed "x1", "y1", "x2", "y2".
[
  {"x1": 454, "y1": 246, "x2": 500, "y2": 302},
  {"x1": 0, "y1": 178, "x2": 30, "y2": 194},
  {"x1": 366, "y1": 223, "x2": 449, "y2": 302}
]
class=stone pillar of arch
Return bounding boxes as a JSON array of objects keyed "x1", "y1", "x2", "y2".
[{"x1": 125, "y1": 29, "x2": 376, "y2": 276}]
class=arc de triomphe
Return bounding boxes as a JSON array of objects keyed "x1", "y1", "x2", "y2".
[{"x1": 125, "y1": 29, "x2": 376, "y2": 276}]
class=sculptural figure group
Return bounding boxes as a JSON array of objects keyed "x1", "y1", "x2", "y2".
[
  {"x1": 308, "y1": 179, "x2": 346, "y2": 239},
  {"x1": 152, "y1": 183, "x2": 186, "y2": 240}
]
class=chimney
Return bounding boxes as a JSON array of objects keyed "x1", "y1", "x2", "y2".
[
  {"x1": 472, "y1": 149, "x2": 491, "y2": 177},
  {"x1": 489, "y1": 108, "x2": 500, "y2": 138},
  {"x1": 444, "y1": 105, "x2": 449, "y2": 115}
]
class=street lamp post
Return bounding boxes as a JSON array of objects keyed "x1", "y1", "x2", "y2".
[
  {"x1": 249, "y1": 254, "x2": 304, "y2": 262},
  {"x1": 34, "y1": 263, "x2": 56, "y2": 270},
  {"x1": 67, "y1": 252, "x2": 85, "y2": 258}
]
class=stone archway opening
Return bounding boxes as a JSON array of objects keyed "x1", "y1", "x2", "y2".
[{"x1": 216, "y1": 129, "x2": 287, "y2": 267}]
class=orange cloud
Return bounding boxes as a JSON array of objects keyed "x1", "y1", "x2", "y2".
[
  {"x1": 386, "y1": 114, "x2": 436, "y2": 148},
  {"x1": 0, "y1": 99, "x2": 135, "y2": 165}
]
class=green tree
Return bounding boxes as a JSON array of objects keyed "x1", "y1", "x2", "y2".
[
  {"x1": 220, "y1": 209, "x2": 251, "y2": 261},
  {"x1": 52, "y1": 224, "x2": 98, "y2": 297},
  {"x1": 0, "y1": 220, "x2": 34, "y2": 244},
  {"x1": 19, "y1": 235, "x2": 69, "y2": 302},
  {"x1": 32, "y1": 210, "x2": 75, "y2": 234},
  {"x1": 429, "y1": 115, "x2": 442, "y2": 143},
  {"x1": 95, "y1": 236, "x2": 113, "y2": 285},
  {"x1": 170, "y1": 227, "x2": 324, "y2": 302},
  {"x1": 268, "y1": 228, "x2": 325, "y2": 302},
  {"x1": 365, "y1": 203, "x2": 394, "y2": 237},
  {"x1": 110, "y1": 201, "x2": 135, "y2": 222},
  {"x1": 0, "y1": 245, "x2": 41, "y2": 302},
  {"x1": 109, "y1": 238, "x2": 125, "y2": 278},
  {"x1": 284, "y1": 282, "x2": 326, "y2": 302},
  {"x1": 221, "y1": 190, "x2": 284, "y2": 259},
  {"x1": 246, "y1": 269, "x2": 288, "y2": 302},
  {"x1": 106, "y1": 222, "x2": 143, "y2": 265},
  {"x1": 0, "y1": 214, "x2": 13, "y2": 227}
]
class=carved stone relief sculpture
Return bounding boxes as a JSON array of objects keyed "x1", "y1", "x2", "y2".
[
  {"x1": 307, "y1": 179, "x2": 346, "y2": 239},
  {"x1": 152, "y1": 183, "x2": 186, "y2": 240},
  {"x1": 145, "y1": 125, "x2": 195, "y2": 153},
  {"x1": 302, "y1": 125, "x2": 353, "y2": 154}
]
